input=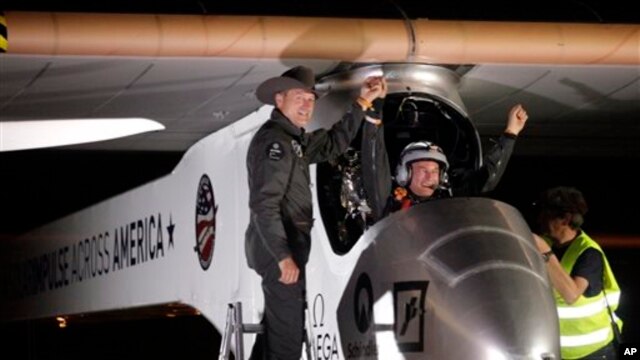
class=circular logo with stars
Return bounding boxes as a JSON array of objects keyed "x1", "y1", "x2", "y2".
[{"x1": 194, "y1": 174, "x2": 217, "y2": 270}]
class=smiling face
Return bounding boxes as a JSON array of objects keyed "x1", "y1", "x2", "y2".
[
  {"x1": 408, "y1": 160, "x2": 441, "y2": 198},
  {"x1": 275, "y1": 88, "x2": 316, "y2": 128}
]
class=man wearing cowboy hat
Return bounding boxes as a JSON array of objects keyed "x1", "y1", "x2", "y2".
[{"x1": 245, "y1": 65, "x2": 385, "y2": 359}]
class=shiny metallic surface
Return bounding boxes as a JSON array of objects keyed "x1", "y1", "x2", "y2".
[
  {"x1": 337, "y1": 197, "x2": 559, "y2": 359},
  {"x1": 316, "y1": 63, "x2": 468, "y2": 118}
]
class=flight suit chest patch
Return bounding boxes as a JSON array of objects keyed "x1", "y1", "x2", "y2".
[{"x1": 267, "y1": 142, "x2": 284, "y2": 161}]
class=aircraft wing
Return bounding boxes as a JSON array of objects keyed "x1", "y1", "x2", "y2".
[
  {"x1": 0, "y1": 4, "x2": 638, "y2": 358},
  {"x1": 1, "y1": 7, "x2": 638, "y2": 237},
  {"x1": 1, "y1": 10, "x2": 638, "y2": 156}
]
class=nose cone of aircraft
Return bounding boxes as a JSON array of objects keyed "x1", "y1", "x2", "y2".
[{"x1": 339, "y1": 197, "x2": 559, "y2": 360}]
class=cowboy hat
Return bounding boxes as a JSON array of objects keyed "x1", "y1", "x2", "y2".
[{"x1": 256, "y1": 65, "x2": 319, "y2": 105}]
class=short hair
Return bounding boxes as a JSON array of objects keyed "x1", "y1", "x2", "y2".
[{"x1": 537, "y1": 186, "x2": 588, "y2": 229}]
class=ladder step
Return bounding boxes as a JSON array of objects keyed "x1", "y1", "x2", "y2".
[
  {"x1": 242, "y1": 324, "x2": 264, "y2": 333},
  {"x1": 218, "y1": 302, "x2": 264, "y2": 360},
  {"x1": 219, "y1": 300, "x2": 313, "y2": 360}
]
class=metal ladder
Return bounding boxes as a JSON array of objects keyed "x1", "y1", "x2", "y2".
[
  {"x1": 218, "y1": 301, "x2": 314, "y2": 360},
  {"x1": 218, "y1": 302, "x2": 264, "y2": 360}
]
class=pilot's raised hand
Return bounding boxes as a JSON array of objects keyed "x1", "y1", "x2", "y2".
[
  {"x1": 375, "y1": 76, "x2": 388, "y2": 99},
  {"x1": 359, "y1": 76, "x2": 387, "y2": 104},
  {"x1": 505, "y1": 104, "x2": 528, "y2": 136},
  {"x1": 278, "y1": 256, "x2": 300, "y2": 284}
]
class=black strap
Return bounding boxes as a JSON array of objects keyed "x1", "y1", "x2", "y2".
[{"x1": 602, "y1": 288, "x2": 622, "y2": 345}]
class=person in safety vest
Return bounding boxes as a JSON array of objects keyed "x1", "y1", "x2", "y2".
[{"x1": 533, "y1": 186, "x2": 623, "y2": 360}]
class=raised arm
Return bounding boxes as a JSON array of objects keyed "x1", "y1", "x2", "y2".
[
  {"x1": 455, "y1": 104, "x2": 529, "y2": 195},
  {"x1": 533, "y1": 233, "x2": 590, "y2": 304},
  {"x1": 306, "y1": 77, "x2": 386, "y2": 163}
]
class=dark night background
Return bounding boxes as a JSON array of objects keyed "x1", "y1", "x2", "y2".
[
  {"x1": 2, "y1": 0, "x2": 638, "y2": 23},
  {"x1": 1, "y1": 0, "x2": 638, "y2": 357}
]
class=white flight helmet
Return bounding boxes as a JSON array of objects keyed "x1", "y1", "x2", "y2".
[{"x1": 395, "y1": 141, "x2": 449, "y2": 187}]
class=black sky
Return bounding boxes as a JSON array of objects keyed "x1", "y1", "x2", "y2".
[{"x1": 3, "y1": 0, "x2": 638, "y2": 23}]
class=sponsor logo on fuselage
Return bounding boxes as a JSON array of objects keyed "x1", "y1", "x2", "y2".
[
  {"x1": 354, "y1": 272, "x2": 373, "y2": 333},
  {"x1": 345, "y1": 272, "x2": 378, "y2": 359},
  {"x1": 394, "y1": 281, "x2": 429, "y2": 352},
  {"x1": 312, "y1": 293, "x2": 340, "y2": 360},
  {"x1": 3, "y1": 212, "x2": 176, "y2": 300}
]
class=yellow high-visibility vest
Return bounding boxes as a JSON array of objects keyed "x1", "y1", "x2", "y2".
[{"x1": 550, "y1": 232, "x2": 622, "y2": 359}]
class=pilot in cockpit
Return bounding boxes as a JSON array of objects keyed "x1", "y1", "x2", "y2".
[{"x1": 381, "y1": 103, "x2": 529, "y2": 217}]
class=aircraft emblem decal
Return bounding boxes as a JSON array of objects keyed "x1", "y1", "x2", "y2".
[
  {"x1": 354, "y1": 272, "x2": 374, "y2": 333},
  {"x1": 393, "y1": 281, "x2": 429, "y2": 352},
  {"x1": 194, "y1": 174, "x2": 217, "y2": 270}
]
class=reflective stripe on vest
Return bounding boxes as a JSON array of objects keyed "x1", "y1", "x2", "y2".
[
  {"x1": 552, "y1": 232, "x2": 622, "y2": 359},
  {"x1": 561, "y1": 327, "x2": 611, "y2": 347},
  {"x1": 557, "y1": 290, "x2": 620, "y2": 319}
]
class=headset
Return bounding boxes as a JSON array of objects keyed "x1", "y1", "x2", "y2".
[{"x1": 394, "y1": 141, "x2": 450, "y2": 188}]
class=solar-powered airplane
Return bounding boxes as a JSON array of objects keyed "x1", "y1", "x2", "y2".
[{"x1": 1, "y1": 5, "x2": 638, "y2": 360}]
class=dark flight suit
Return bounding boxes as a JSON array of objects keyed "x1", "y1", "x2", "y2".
[
  {"x1": 452, "y1": 132, "x2": 518, "y2": 196},
  {"x1": 245, "y1": 105, "x2": 364, "y2": 360}
]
